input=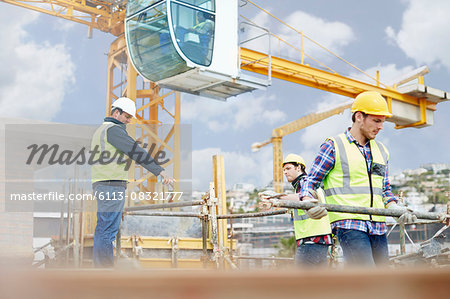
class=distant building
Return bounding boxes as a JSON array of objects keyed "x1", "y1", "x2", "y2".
[
  {"x1": 231, "y1": 183, "x2": 256, "y2": 193},
  {"x1": 404, "y1": 191, "x2": 428, "y2": 208},
  {"x1": 232, "y1": 213, "x2": 293, "y2": 248},
  {"x1": 403, "y1": 168, "x2": 427, "y2": 176},
  {"x1": 421, "y1": 163, "x2": 450, "y2": 174},
  {"x1": 227, "y1": 190, "x2": 251, "y2": 212}
]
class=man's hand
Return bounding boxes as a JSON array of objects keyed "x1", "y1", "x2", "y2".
[
  {"x1": 306, "y1": 206, "x2": 328, "y2": 219},
  {"x1": 159, "y1": 170, "x2": 175, "y2": 187},
  {"x1": 279, "y1": 194, "x2": 299, "y2": 201},
  {"x1": 258, "y1": 190, "x2": 282, "y2": 211},
  {"x1": 302, "y1": 193, "x2": 328, "y2": 220},
  {"x1": 388, "y1": 202, "x2": 418, "y2": 224}
]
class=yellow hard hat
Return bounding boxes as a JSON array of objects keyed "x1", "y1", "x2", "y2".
[
  {"x1": 351, "y1": 91, "x2": 392, "y2": 117},
  {"x1": 282, "y1": 154, "x2": 306, "y2": 169}
]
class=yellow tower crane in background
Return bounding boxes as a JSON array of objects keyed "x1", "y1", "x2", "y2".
[
  {"x1": 251, "y1": 102, "x2": 352, "y2": 193},
  {"x1": 1, "y1": 0, "x2": 448, "y2": 194},
  {"x1": 1, "y1": 0, "x2": 449, "y2": 269}
]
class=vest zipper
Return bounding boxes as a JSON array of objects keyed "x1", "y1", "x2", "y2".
[{"x1": 358, "y1": 143, "x2": 373, "y2": 221}]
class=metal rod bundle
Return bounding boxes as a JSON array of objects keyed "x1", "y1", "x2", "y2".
[
  {"x1": 216, "y1": 209, "x2": 289, "y2": 219},
  {"x1": 124, "y1": 200, "x2": 204, "y2": 212},
  {"x1": 274, "y1": 200, "x2": 448, "y2": 222},
  {"x1": 125, "y1": 211, "x2": 202, "y2": 218}
]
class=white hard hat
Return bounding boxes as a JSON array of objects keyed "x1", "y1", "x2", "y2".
[{"x1": 112, "y1": 97, "x2": 136, "y2": 118}]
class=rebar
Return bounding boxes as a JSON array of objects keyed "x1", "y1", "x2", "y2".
[
  {"x1": 217, "y1": 209, "x2": 288, "y2": 219},
  {"x1": 125, "y1": 211, "x2": 202, "y2": 218},
  {"x1": 124, "y1": 200, "x2": 204, "y2": 212},
  {"x1": 275, "y1": 201, "x2": 447, "y2": 221},
  {"x1": 235, "y1": 256, "x2": 294, "y2": 261},
  {"x1": 232, "y1": 229, "x2": 294, "y2": 235},
  {"x1": 33, "y1": 241, "x2": 52, "y2": 253}
]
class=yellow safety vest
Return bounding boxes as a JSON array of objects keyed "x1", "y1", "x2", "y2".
[
  {"x1": 293, "y1": 188, "x2": 332, "y2": 240},
  {"x1": 324, "y1": 133, "x2": 389, "y2": 223},
  {"x1": 91, "y1": 121, "x2": 129, "y2": 183}
]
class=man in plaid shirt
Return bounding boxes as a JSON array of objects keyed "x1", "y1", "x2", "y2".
[{"x1": 300, "y1": 91, "x2": 416, "y2": 266}]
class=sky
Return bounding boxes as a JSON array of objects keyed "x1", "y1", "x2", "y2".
[{"x1": 0, "y1": 0, "x2": 449, "y2": 191}]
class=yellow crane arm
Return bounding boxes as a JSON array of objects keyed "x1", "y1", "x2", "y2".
[
  {"x1": 240, "y1": 47, "x2": 436, "y2": 111},
  {"x1": 272, "y1": 102, "x2": 352, "y2": 138},
  {"x1": 0, "y1": 0, "x2": 125, "y2": 36},
  {"x1": 252, "y1": 102, "x2": 352, "y2": 193},
  {"x1": 252, "y1": 102, "x2": 351, "y2": 151}
]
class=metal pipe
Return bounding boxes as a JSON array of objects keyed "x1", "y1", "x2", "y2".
[
  {"x1": 208, "y1": 183, "x2": 220, "y2": 269},
  {"x1": 65, "y1": 180, "x2": 72, "y2": 264},
  {"x1": 232, "y1": 229, "x2": 294, "y2": 235},
  {"x1": 275, "y1": 200, "x2": 447, "y2": 221},
  {"x1": 399, "y1": 223, "x2": 406, "y2": 255},
  {"x1": 224, "y1": 255, "x2": 238, "y2": 270},
  {"x1": 125, "y1": 212, "x2": 202, "y2": 218},
  {"x1": 33, "y1": 241, "x2": 52, "y2": 253},
  {"x1": 124, "y1": 200, "x2": 204, "y2": 212},
  {"x1": 59, "y1": 181, "x2": 66, "y2": 248},
  {"x1": 217, "y1": 209, "x2": 288, "y2": 219},
  {"x1": 234, "y1": 256, "x2": 294, "y2": 261},
  {"x1": 170, "y1": 237, "x2": 179, "y2": 268},
  {"x1": 201, "y1": 216, "x2": 208, "y2": 268}
]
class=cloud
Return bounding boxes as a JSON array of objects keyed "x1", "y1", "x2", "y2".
[
  {"x1": 241, "y1": 8, "x2": 354, "y2": 64},
  {"x1": 386, "y1": 0, "x2": 450, "y2": 70},
  {"x1": 278, "y1": 10, "x2": 354, "y2": 60},
  {"x1": 192, "y1": 146, "x2": 273, "y2": 190},
  {"x1": 297, "y1": 63, "x2": 418, "y2": 164},
  {"x1": 297, "y1": 94, "x2": 352, "y2": 160},
  {"x1": 181, "y1": 94, "x2": 286, "y2": 132},
  {"x1": 0, "y1": 6, "x2": 75, "y2": 120},
  {"x1": 349, "y1": 63, "x2": 416, "y2": 87}
]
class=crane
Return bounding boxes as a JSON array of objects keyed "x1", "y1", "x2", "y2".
[
  {"x1": 251, "y1": 102, "x2": 352, "y2": 193},
  {"x1": 2, "y1": 0, "x2": 448, "y2": 195},
  {"x1": 2, "y1": 0, "x2": 448, "y2": 269}
]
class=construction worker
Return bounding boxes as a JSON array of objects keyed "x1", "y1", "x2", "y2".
[
  {"x1": 300, "y1": 91, "x2": 417, "y2": 267},
  {"x1": 91, "y1": 97, "x2": 174, "y2": 267},
  {"x1": 279, "y1": 154, "x2": 332, "y2": 267}
]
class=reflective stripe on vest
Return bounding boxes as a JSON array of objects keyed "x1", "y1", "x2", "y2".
[
  {"x1": 91, "y1": 122, "x2": 129, "y2": 183},
  {"x1": 292, "y1": 188, "x2": 332, "y2": 240},
  {"x1": 324, "y1": 133, "x2": 388, "y2": 223}
]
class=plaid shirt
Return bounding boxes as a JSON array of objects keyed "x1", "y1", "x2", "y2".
[
  {"x1": 292, "y1": 175, "x2": 333, "y2": 245},
  {"x1": 300, "y1": 129, "x2": 398, "y2": 235}
]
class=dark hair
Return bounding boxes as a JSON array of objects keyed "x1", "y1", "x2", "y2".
[
  {"x1": 284, "y1": 162, "x2": 306, "y2": 174},
  {"x1": 197, "y1": 11, "x2": 214, "y2": 20},
  {"x1": 111, "y1": 107, "x2": 123, "y2": 115},
  {"x1": 352, "y1": 111, "x2": 368, "y2": 122}
]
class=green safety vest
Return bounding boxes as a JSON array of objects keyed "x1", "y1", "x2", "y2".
[
  {"x1": 293, "y1": 188, "x2": 332, "y2": 240},
  {"x1": 91, "y1": 121, "x2": 129, "y2": 183},
  {"x1": 324, "y1": 133, "x2": 389, "y2": 223}
]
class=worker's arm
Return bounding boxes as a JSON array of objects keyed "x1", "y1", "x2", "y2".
[
  {"x1": 107, "y1": 125, "x2": 164, "y2": 176},
  {"x1": 299, "y1": 139, "x2": 335, "y2": 200}
]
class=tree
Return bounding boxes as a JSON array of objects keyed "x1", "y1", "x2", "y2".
[{"x1": 274, "y1": 236, "x2": 296, "y2": 257}]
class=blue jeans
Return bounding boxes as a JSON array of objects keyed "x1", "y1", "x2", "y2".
[
  {"x1": 295, "y1": 243, "x2": 329, "y2": 267},
  {"x1": 93, "y1": 184, "x2": 126, "y2": 268},
  {"x1": 336, "y1": 228, "x2": 388, "y2": 266}
]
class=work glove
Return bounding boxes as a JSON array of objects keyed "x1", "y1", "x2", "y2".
[
  {"x1": 302, "y1": 190, "x2": 328, "y2": 219},
  {"x1": 388, "y1": 202, "x2": 418, "y2": 224},
  {"x1": 306, "y1": 206, "x2": 328, "y2": 219},
  {"x1": 302, "y1": 196, "x2": 328, "y2": 220}
]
